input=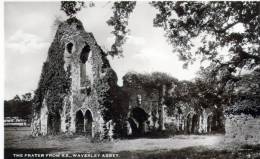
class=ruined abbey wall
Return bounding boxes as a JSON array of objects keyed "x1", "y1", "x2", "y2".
[
  {"x1": 32, "y1": 18, "x2": 226, "y2": 139},
  {"x1": 32, "y1": 18, "x2": 119, "y2": 139},
  {"x1": 164, "y1": 103, "x2": 218, "y2": 134},
  {"x1": 225, "y1": 114, "x2": 260, "y2": 145},
  {"x1": 123, "y1": 86, "x2": 163, "y2": 135}
]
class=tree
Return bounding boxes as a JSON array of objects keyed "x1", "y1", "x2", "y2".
[
  {"x1": 4, "y1": 94, "x2": 33, "y2": 119},
  {"x1": 61, "y1": 1, "x2": 259, "y2": 71},
  {"x1": 22, "y1": 92, "x2": 32, "y2": 101},
  {"x1": 225, "y1": 68, "x2": 260, "y2": 116},
  {"x1": 60, "y1": 1, "x2": 94, "y2": 17},
  {"x1": 59, "y1": 1, "x2": 259, "y2": 114},
  {"x1": 13, "y1": 95, "x2": 21, "y2": 102},
  {"x1": 151, "y1": 1, "x2": 260, "y2": 73},
  {"x1": 106, "y1": 2, "x2": 137, "y2": 57}
]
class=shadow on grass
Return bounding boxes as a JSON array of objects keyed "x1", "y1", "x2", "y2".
[
  {"x1": 125, "y1": 130, "x2": 175, "y2": 139},
  {"x1": 118, "y1": 146, "x2": 260, "y2": 159}
]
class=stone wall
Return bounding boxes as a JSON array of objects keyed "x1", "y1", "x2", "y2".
[
  {"x1": 122, "y1": 86, "x2": 163, "y2": 135},
  {"x1": 32, "y1": 18, "x2": 120, "y2": 139},
  {"x1": 225, "y1": 114, "x2": 260, "y2": 145},
  {"x1": 164, "y1": 103, "x2": 218, "y2": 134}
]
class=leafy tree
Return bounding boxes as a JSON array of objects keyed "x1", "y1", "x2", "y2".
[
  {"x1": 151, "y1": 1, "x2": 260, "y2": 73},
  {"x1": 106, "y1": 2, "x2": 137, "y2": 57},
  {"x1": 4, "y1": 93, "x2": 33, "y2": 120},
  {"x1": 22, "y1": 92, "x2": 32, "y2": 101},
  {"x1": 58, "y1": 1, "x2": 260, "y2": 115},
  {"x1": 60, "y1": 1, "x2": 94, "y2": 17},
  {"x1": 225, "y1": 68, "x2": 260, "y2": 115},
  {"x1": 60, "y1": 1, "x2": 259, "y2": 72},
  {"x1": 123, "y1": 71, "x2": 178, "y2": 89},
  {"x1": 13, "y1": 95, "x2": 21, "y2": 101}
]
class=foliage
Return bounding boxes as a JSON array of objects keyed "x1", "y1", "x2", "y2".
[
  {"x1": 224, "y1": 69, "x2": 260, "y2": 115},
  {"x1": 233, "y1": 68, "x2": 260, "y2": 99},
  {"x1": 123, "y1": 71, "x2": 178, "y2": 89},
  {"x1": 4, "y1": 93, "x2": 33, "y2": 120},
  {"x1": 195, "y1": 65, "x2": 260, "y2": 115},
  {"x1": 146, "y1": 0, "x2": 260, "y2": 116},
  {"x1": 60, "y1": 1, "x2": 94, "y2": 17},
  {"x1": 107, "y1": 1, "x2": 137, "y2": 57},
  {"x1": 22, "y1": 92, "x2": 33, "y2": 101},
  {"x1": 33, "y1": 20, "x2": 72, "y2": 116},
  {"x1": 225, "y1": 99, "x2": 260, "y2": 116},
  {"x1": 94, "y1": 68, "x2": 129, "y2": 138},
  {"x1": 151, "y1": 1, "x2": 260, "y2": 73}
]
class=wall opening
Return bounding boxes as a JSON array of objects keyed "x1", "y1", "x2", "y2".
[
  {"x1": 211, "y1": 112, "x2": 225, "y2": 133},
  {"x1": 84, "y1": 110, "x2": 93, "y2": 136},
  {"x1": 75, "y1": 110, "x2": 84, "y2": 133},
  {"x1": 80, "y1": 43, "x2": 91, "y2": 64},
  {"x1": 129, "y1": 107, "x2": 149, "y2": 136},
  {"x1": 191, "y1": 114, "x2": 199, "y2": 134},
  {"x1": 207, "y1": 115, "x2": 213, "y2": 133},
  {"x1": 186, "y1": 113, "x2": 192, "y2": 134},
  {"x1": 66, "y1": 43, "x2": 73, "y2": 54},
  {"x1": 80, "y1": 43, "x2": 92, "y2": 88}
]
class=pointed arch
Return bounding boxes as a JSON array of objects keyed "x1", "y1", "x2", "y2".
[
  {"x1": 75, "y1": 110, "x2": 84, "y2": 133},
  {"x1": 84, "y1": 109, "x2": 93, "y2": 136}
]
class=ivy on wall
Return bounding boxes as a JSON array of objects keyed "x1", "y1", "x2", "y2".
[{"x1": 33, "y1": 22, "x2": 72, "y2": 117}]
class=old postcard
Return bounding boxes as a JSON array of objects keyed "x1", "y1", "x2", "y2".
[{"x1": 3, "y1": 1, "x2": 260, "y2": 159}]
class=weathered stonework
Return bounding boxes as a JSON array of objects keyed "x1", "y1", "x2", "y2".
[
  {"x1": 32, "y1": 18, "x2": 226, "y2": 139},
  {"x1": 225, "y1": 114, "x2": 260, "y2": 145},
  {"x1": 164, "y1": 102, "x2": 218, "y2": 134},
  {"x1": 123, "y1": 86, "x2": 162, "y2": 135},
  {"x1": 32, "y1": 18, "x2": 119, "y2": 139}
]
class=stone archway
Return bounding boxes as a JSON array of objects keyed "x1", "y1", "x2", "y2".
[
  {"x1": 75, "y1": 110, "x2": 84, "y2": 133},
  {"x1": 47, "y1": 113, "x2": 61, "y2": 135},
  {"x1": 191, "y1": 114, "x2": 199, "y2": 134},
  {"x1": 186, "y1": 113, "x2": 199, "y2": 134},
  {"x1": 84, "y1": 109, "x2": 93, "y2": 136},
  {"x1": 207, "y1": 115, "x2": 213, "y2": 133},
  {"x1": 186, "y1": 113, "x2": 192, "y2": 134},
  {"x1": 211, "y1": 112, "x2": 224, "y2": 133},
  {"x1": 129, "y1": 107, "x2": 149, "y2": 136},
  {"x1": 207, "y1": 111, "x2": 225, "y2": 134}
]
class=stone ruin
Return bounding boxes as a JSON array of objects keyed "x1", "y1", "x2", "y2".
[
  {"x1": 32, "y1": 18, "x2": 225, "y2": 139},
  {"x1": 123, "y1": 79, "x2": 225, "y2": 136},
  {"x1": 32, "y1": 18, "x2": 122, "y2": 138}
]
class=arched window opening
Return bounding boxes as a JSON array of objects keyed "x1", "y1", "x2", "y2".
[
  {"x1": 80, "y1": 43, "x2": 91, "y2": 64},
  {"x1": 84, "y1": 110, "x2": 93, "y2": 136},
  {"x1": 186, "y1": 113, "x2": 192, "y2": 134},
  {"x1": 191, "y1": 114, "x2": 199, "y2": 134},
  {"x1": 207, "y1": 115, "x2": 212, "y2": 133},
  {"x1": 129, "y1": 107, "x2": 149, "y2": 136},
  {"x1": 80, "y1": 43, "x2": 92, "y2": 88},
  {"x1": 75, "y1": 110, "x2": 84, "y2": 134},
  {"x1": 66, "y1": 43, "x2": 73, "y2": 54}
]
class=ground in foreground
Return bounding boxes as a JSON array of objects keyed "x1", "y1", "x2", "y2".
[{"x1": 5, "y1": 127, "x2": 260, "y2": 159}]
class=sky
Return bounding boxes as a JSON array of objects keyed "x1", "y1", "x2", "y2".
[{"x1": 4, "y1": 2, "x2": 203, "y2": 100}]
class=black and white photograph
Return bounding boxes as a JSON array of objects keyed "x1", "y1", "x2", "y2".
[{"x1": 3, "y1": 1, "x2": 260, "y2": 159}]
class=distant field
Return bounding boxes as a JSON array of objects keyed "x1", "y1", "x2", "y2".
[
  {"x1": 5, "y1": 127, "x2": 31, "y2": 138},
  {"x1": 4, "y1": 127, "x2": 260, "y2": 159}
]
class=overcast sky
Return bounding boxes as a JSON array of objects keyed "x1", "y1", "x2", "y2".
[{"x1": 4, "y1": 2, "x2": 203, "y2": 100}]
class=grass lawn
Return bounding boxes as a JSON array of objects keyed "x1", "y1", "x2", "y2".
[{"x1": 4, "y1": 127, "x2": 260, "y2": 159}]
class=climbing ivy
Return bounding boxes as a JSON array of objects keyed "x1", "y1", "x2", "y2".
[{"x1": 33, "y1": 21, "x2": 72, "y2": 116}]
